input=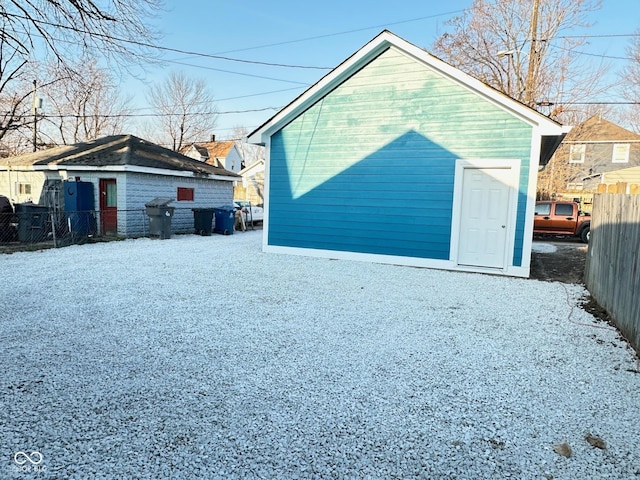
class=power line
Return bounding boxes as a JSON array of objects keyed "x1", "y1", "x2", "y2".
[
  {"x1": 549, "y1": 43, "x2": 633, "y2": 61},
  {"x1": 4, "y1": 12, "x2": 331, "y2": 70},
  {"x1": 126, "y1": 87, "x2": 305, "y2": 113},
  {"x1": 558, "y1": 33, "x2": 640, "y2": 39},
  {"x1": 211, "y1": 10, "x2": 468, "y2": 55},
  {"x1": 552, "y1": 101, "x2": 640, "y2": 105},
  {"x1": 36, "y1": 107, "x2": 281, "y2": 120},
  {"x1": 163, "y1": 59, "x2": 311, "y2": 85}
]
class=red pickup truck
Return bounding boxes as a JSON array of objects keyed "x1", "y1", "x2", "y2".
[{"x1": 533, "y1": 201, "x2": 591, "y2": 243}]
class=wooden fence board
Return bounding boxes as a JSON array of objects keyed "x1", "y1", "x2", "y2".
[{"x1": 585, "y1": 193, "x2": 640, "y2": 355}]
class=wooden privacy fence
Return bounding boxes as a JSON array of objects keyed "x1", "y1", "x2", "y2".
[{"x1": 585, "y1": 187, "x2": 640, "y2": 355}]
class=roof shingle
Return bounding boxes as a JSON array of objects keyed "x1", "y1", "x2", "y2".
[{"x1": 0, "y1": 135, "x2": 240, "y2": 178}]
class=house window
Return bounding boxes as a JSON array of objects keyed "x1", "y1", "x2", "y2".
[
  {"x1": 177, "y1": 187, "x2": 194, "y2": 201},
  {"x1": 612, "y1": 143, "x2": 630, "y2": 163},
  {"x1": 566, "y1": 182, "x2": 584, "y2": 191},
  {"x1": 569, "y1": 144, "x2": 586, "y2": 163},
  {"x1": 18, "y1": 183, "x2": 31, "y2": 195}
]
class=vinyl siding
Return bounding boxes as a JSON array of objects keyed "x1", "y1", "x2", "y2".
[
  {"x1": 123, "y1": 172, "x2": 233, "y2": 235},
  {"x1": 268, "y1": 46, "x2": 532, "y2": 264},
  {"x1": 1, "y1": 169, "x2": 234, "y2": 237}
]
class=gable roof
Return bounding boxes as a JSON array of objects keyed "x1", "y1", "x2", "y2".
[
  {"x1": 249, "y1": 30, "x2": 565, "y2": 144},
  {"x1": 194, "y1": 141, "x2": 236, "y2": 159},
  {"x1": 562, "y1": 116, "x2": 640, "y2": 143},
  {"x1": 191, "y1": 144, "x2": 211, "y2": 158},
  {"x1": 0, "y1": 135, "x2": 240, "y2": 179}
]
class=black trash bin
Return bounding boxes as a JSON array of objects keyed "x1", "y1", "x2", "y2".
[
  {"x1": 15, "y1": 203, "x2": 49, "y2": 243},
  {"x1": 145, "y1": 198, "x2": 175, "y2": 239},
  {"x1": 0, "y1": 195, "x2": 16, "y2": 242},
  {"x1": 213, "y1": 206, "x2": 235, "y2": 235},
  {"x1": 192, "y1": 208, "x2": 214, "y2": 236}
]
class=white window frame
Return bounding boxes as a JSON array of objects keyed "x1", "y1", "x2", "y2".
[
  {"x1": 566, "y1": 182, "x2": 584, "y2": 191},
  {"x1": 569, "y1": 144, "x2": 586, "y2": 164},
  {"x1": 612, "y1": 143, "x2": 630, "y2": 163}
]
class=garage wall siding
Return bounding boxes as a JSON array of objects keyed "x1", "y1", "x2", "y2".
[
  {"x1": 268, "y1": 47, "x2": 532, "y2": 263},
  {"x1": 123, "y1": 173, "x2": 234, "y2": 235}
]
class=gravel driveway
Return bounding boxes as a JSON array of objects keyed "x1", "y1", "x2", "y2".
[{"x1": 1, "y1": 231, "x2": 639, "y2": 479}]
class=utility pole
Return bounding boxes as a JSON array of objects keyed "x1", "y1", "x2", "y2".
[
  {"x1": 524, "y1": 0, "x2": 540, "y2": 107},
  {"x1": 32, "y1": 79, "x2": 38, "y2": 152}
]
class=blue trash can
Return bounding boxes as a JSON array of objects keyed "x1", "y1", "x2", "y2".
[{"x1": 213, "y1": 206, "x2": 235, "y2": 235}]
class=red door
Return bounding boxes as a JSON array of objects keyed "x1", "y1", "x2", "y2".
[{"x1": 99, "y1": 179, "x2": 117, "y2": 235}]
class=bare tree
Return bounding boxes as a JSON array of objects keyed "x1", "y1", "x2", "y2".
[
  {"x1": 431, "y1": 0, "x2": 610, "y2": 122},
  {"x1": 621, "y1": 30, "x2": 640, "y2": 133},
  {"x1": 39, "y1": 58, "x2": 132, "y2": 144},
  {"x1": 536, "y1": 155, "x2": 584, "y2": 200},
  {"x1": 147, "y1": 72, "x2": 218, "y2": 151},
  {"x1": 0, "y1": 0, "x2": 162, "y2": 69},
  {"x1": 0, "y1": 0, "x2": 161, "y2": 154},
  {"x1": 0, "y1": 25, "x2": 33, "y2": 152}
]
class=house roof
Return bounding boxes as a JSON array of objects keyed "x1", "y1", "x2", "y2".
[
  {"x1": 0, "y1": 135, "x2": 240, "y2": 179},
  {"x1": 192, "y1": 144, "x2": 211, "y2": 158},
  {"x1": 562, "y1": 116, "x2": 640, "y2": 143},
  {"x1": 194, "y1": 141, "x2": 236, "y2": 159},
  {"x1": 248, "y1": 30, "x2": 566, "y2": 144},
  {"x1": 602, "y1": 165, "x2": 640, "y2": 183}
]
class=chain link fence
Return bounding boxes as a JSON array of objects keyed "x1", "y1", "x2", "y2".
[
  {"x1": 0, "y1": 203, "x2": 261, "y2": 253},
  {"x1": 0, "y1": 206, "x2": 208, "y2": 252}
]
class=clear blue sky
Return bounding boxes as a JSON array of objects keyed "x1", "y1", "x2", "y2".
[{"x1": 125, "y1": 1, "x2": 640, "y2": 140}]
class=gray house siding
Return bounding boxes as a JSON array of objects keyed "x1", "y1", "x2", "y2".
[
  {"x1": 123, "y1": 172, "x2": 234, "y2": 235},
  {"x1": 0, "y1": 169, "x2": 234, "y2": 237}
]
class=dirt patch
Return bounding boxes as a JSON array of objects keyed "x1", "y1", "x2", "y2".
[
  {"x1": 580, "y1": 295, "x2": 614, "y2": 324},
  {"x1": 530, "y1": 241, "x2": 588, "y2": 284}
]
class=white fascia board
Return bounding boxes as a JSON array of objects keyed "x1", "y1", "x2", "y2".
[
  {"x1": 6, "y1": 164, "x2": 238, "y2": 182},
  {"x1": 248, "y1": 30, "x2": 565, "y2": 143}
]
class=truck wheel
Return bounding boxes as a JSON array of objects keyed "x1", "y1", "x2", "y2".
[{"x1": 580, "y1": 226, "x2": 590, "y2": 244}]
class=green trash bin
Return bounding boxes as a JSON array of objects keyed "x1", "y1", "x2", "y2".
[
  {"x1": 213, "y1": 206, "x2": 235, "y2": 235},
  {"x1": 192, "y1": 208, "x2": 214, "y2": 236}
]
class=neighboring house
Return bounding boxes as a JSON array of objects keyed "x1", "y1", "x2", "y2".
[
  {"x1": 546, "y1": 116, "x2": 640, "y2": 192},
  {"x1": 0, "y1": 135, "x2": 239, "y2": 237},
  {"x1": 233, "y1": 159, "x2": 265, "y2": 205},
  {"x1": 248, "y1": 30, "x2": 566, "y2": 278},
  {"x1": 596, "y1": 165, "x2": 640, "y2": 193},
  {"x1": 181, "y1": 137, "x2": 244, "y2": 173}
]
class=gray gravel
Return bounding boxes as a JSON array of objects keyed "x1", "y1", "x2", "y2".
[{"x1": 1, "y1": 231, "x2": 639, "y2": 479}]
